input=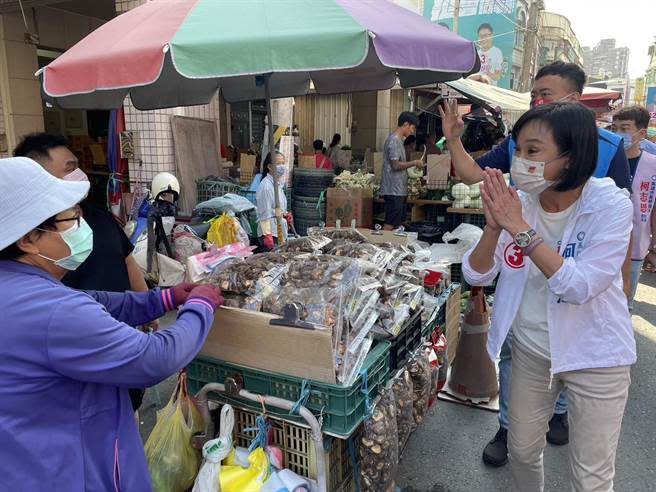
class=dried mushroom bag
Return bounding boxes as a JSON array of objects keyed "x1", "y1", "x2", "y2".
[
  {"x1": 408, "y1": 350, "x2": 431, "y2": 425},
  {"x1": 210, "y1": 253, "x2": 295, "y2": 296},
  {"x1": 391, "y1": 369, "x2": 415, "y2": 450},
  {"x1": 262, "y1": 255, "x2": 360, "y2": 327},
  {"x1": 319, "y1": 228, "x2": 369, "y2": 243},
  {"x1": 359, "y1": 388, "x2": 399, "y2": 492},
  {"x1": 273, "y1": 235, "x2": 331, "y2": 253}
]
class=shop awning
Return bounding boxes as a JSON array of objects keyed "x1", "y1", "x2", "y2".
[{"x1": 444, "y1": 79, "x2": 622, "y2": 122}]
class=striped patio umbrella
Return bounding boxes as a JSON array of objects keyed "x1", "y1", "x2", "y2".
[
  {"x1": 39, "y1": 0, "x2": 480, "y2": 244},
  {"x1": 40, "y1": 0, "x2": 479, "y2": 109}
]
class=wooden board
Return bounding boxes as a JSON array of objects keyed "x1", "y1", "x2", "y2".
[
  {"x1": 200, "y1": 307, "x2": 336, "y2": 384},
  {"x1": 447, "y1": 207, "x2": 485, "y2": 215},
  {"x1": 445, "y1": 286, "x2": 461, "y2": 367},
  {"x1": 171, "y1": 115, "x2": 221, "y2": 215}
]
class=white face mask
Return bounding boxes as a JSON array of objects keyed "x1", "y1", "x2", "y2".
[
  {"x1": 63, "y1": 168, "x2": 89, "y2": 182},
  {"x1": 510, "y1": 156, "x2": 558, "y2": 195}
]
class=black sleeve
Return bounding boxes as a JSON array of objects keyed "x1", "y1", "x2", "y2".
[
  {"x1": 606, "y1": 144, "x2": 632, "y2": 191},
  {"x1": 116, "y1": 219, "x2": 135, "y2": 258},
  {"x1": 99, "y1": 206, "x2": 135, "y2": 258}
]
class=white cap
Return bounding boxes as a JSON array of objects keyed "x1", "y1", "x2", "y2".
[{"x1": 0, "y1": 157, "x2": 90, "y2": 251}]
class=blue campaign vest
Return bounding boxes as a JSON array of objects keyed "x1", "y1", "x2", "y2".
[{"x1": 507, "y1": 127, "x2": 620, "y2": 178}]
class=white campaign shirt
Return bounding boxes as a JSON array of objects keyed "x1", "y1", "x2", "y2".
[
  {"x1": 462, "y1": 177, "x2": 636, "y2": 375},
  {"x1": 513, "y1": 199, "x2": 579, "y2": 360},
  {"x1": 478, "y1": 46, "x2": 504, "y2": 86}
]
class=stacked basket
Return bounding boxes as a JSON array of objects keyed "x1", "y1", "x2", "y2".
[{"x1": 291, "y1": 168, "x2": 334, "y2": 236}]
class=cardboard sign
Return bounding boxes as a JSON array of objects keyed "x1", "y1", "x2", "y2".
[
  {"x1": 326, "y1": 188, "x2": 373, "y2": 229},
  {"x1": 426, "y1": 154, "x2": 451, "y2": 190},
  {"x1": 298, "y1": 153, "x2": 316, "y2": 169}
]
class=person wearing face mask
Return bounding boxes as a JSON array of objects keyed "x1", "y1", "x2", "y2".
[
  {"x1": 256, "y1": 151, "x2": 291, "y2": 250},
  {"x1": 13, "y1": 132, "x2": 154, "y2": 413},
  {"x1": 440, "y1": 61, "x2": 630, "y2": 190},
  {"x1": 0, "y1": 157, "x2": 224, "y2": 491},
  {"x1": 440, "y1": 62, "x2": 632, "y2": 466},
  {"x1": 612, "y1": 106, "x2": 656, "y2": 297},
  {"x1": 464, "y1": 103, "x2": 635, "y2": 491}
]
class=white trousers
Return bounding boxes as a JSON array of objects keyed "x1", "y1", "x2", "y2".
[{"x1": 508, "y1": 342, "x2": 631, "y2": 492}]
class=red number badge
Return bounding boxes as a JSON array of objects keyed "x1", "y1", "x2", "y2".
[{"x1": 504, "y1": 243, "x2": 525, "y2": 269}]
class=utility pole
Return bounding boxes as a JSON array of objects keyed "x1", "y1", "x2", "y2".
[
  {"x1": 519, "y1": 0, "x2": 544, "y2": 92},
  {"x1": 453, "y1": 0, "x2": 461, "y2": 34}
]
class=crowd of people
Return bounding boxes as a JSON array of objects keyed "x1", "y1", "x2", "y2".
[
  {"x1": 0, "y1": 57, "x2": 654, "y2": 490},
  {"x1": 378, "y1": 60, "x2": 654, "y2": 491}
]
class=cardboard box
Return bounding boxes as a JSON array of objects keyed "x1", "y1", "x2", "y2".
[
  {"x1": 201, "y1": 307, "x2": 336, "y2": 383},
  {"x1": 239, "y1": 153, "x2": 257, "y2": 185},
  {"x1": 326, "y1": 188, "x2": 373, "y2": 229},
  {"x1": 298, "y1": 153, "x2": 316, "y2": 169},
  {"x1": 445, "y1": 285, "x2": 461, "y2": 366},
  {"x1": 426, "y1": 154, "x2": 451, "y2": 190},
  {"x1": 365, "y1": 149, "x2": 384, "y2": 182}
]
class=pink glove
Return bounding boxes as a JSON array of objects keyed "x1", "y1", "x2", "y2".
[
  {"x1": 162, "y1": 282, "x2": 198, "y2": 310},
  {"x1": 263, "y1": 234, "x2": 275, "y2": 250},
  {"x1": 186, "y1": 284, "x2": 224, "y2": 313}
]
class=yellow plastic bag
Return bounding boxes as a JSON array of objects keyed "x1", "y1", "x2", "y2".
[
  {"x1": 207, "y1": 213, "x2": 239, "y2": 247},
  {"x1": 144, "y1": 371, "x2": 204, "y2": 492},
  {"x1": 219, "y1": 447, "x2": 270, "y2": 492}
]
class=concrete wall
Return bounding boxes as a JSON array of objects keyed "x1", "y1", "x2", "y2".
[
  {"x1": 0, "y1": 6, "x2": 106, "y2": 152},
  {"x1": 351, "y1": 90, "x2": 392, "y2": 152}
]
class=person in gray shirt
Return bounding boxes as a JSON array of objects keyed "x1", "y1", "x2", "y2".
[{"x1": 381, "y1": 111, "x2": 424, "y2": 230}]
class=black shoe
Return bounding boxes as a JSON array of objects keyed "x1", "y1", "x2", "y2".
[
  {"x1": 546, "y1": 412, "x2": 569, "y2": 445},
  {"x1": 483, "y1": 426, "x2": 508, "y2": 467}
]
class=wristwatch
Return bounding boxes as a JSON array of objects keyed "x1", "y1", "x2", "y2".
[{"x1": 513, "y1": 229, "x2": 537, "y2": 248}]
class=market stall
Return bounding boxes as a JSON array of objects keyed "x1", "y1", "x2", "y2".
[{"x1": 38, "y1": 1, "x2": 483, "y2": 490}]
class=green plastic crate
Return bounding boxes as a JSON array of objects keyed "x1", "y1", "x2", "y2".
[
  {"x1": 187, "y1": 341, "x2": 390, "y2": 437},
  {"x1": 196, "y1": 179, "x2": 241, "y2": 203}
]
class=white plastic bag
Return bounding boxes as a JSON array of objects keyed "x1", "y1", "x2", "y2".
[
  {"x1": 428, "y1": 223, "x2": 483, "y2": 265},
  {"x1": 192, "y1": 405, "x2": 235, "y2": 492}
]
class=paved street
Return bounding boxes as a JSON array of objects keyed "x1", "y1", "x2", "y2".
[
  {"x1": 397, "y1": 273, "x2": 656, "y2": 492},
  {"x1": 139, "y1": 274, "x2": 656, "y2": 492}
]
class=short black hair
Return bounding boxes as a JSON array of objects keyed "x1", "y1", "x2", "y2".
[
  {"x1": 398, "y1": 111, "x2": 419, "y2": 128},
  {"x1": 535, "y1": 61, "x2": 586, "y2": 94},
  {"x1": 13, "y1": 133, "x2": 69, "y2": 163},
  {"x1": 0, "y1": 215, "x2": 58, "y2": 261},
  {"x1": 478, "y1": 23, "x2": 493, "y2": 34},
  {"x1": 613, "y1": 105, "x2": 650, "y2": 130},
  {"x1": 313, "y1": 139, "x2": 324, "y2": 151},
  {"x1": 512, "y1": 102, "x2": 597, "y2": 192}
]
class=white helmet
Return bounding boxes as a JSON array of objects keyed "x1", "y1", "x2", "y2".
[{"x1": 151, "y1": 172, "x2": 180, "y2": 200}]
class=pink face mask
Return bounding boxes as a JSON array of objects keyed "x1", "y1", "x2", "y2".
[{"x1": 63, "y1": 168, "x2": 89, "y2": 182}]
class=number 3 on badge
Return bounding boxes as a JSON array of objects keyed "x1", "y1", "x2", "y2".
[{"x1": 504, "y1": 243, "x2": 525, "y2": 269}]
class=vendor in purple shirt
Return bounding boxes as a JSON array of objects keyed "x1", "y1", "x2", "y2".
[{"x1": 0, "y1": 157, "x2": 223, "y2": 491}]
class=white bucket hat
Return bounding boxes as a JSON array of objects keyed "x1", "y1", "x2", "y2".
[{"x1": 0, "y1": 157, "x2": 90, "y2": 251}]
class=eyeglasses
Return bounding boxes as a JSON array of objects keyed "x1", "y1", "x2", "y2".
[
  {"x1": 51, "y1": 215, "x2": 81, "y2": 229},
  {"x1": 44, "y1": 206, "x2": 82, "y2": 230}
]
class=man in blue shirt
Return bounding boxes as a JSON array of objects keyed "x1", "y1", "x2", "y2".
[{"x1": 440, "y1": 61, "x2": 632, "y2": 468}]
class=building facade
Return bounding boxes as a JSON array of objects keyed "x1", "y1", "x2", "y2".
[
  {"x1": 582, "y1": 39, "x2": 630, "y2": 80},
  {"x1": 537, "y1": 11, "x2": 583, "y2": 69}
]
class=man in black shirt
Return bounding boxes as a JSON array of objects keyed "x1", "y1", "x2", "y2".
[{"x1": 14, "y1": 133, "x2": 151, "y2": 411}]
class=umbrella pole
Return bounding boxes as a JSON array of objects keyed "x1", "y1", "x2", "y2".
[{"x1": 264, "y1": 74, "x2": 286, "y2": 243}]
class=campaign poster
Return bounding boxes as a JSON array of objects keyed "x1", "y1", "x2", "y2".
[
  {"x1": 646, "y1": 86, "x2": 656, "y2": 115},
  {"x1": 423, "y1": 0, "x2": 518, "y2": 89}
]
